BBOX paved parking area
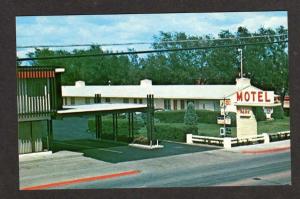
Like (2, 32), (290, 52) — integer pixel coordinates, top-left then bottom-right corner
(53, 139), (219, 163)
(52, 117), (219, 163)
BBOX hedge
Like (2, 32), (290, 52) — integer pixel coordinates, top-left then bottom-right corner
(252, 107), (266, 121)
(155, 110), (221, 124)
(155, 110), (237, 126)
(154, 123), (198, 142)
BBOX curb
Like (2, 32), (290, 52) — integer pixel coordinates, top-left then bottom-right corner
(241, 146), (290, 154)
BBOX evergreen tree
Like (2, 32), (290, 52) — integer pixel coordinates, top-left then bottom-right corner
(184, 102), (198, 125)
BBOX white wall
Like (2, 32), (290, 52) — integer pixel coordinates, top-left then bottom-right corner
(64, 97), (221, 112)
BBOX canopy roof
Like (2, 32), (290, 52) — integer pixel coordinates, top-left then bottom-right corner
(57, 103), (147, 115)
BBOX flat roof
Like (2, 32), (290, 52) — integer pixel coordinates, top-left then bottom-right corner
(57, 103), (148, 115)
(62, 85), (240, 99)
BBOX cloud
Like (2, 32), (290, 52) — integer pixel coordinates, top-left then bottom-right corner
(232, 15), (287, 32)
(16, 11), (287, 57)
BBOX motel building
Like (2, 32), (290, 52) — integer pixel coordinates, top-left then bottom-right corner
(17, 66), (281, 155)
(62, 78), (280, 115)
(62, 77), (282, 139)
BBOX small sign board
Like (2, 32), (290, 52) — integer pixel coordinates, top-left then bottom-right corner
(217, 116), (231, 125)
(220, 99), (231, 107)
(263, 107), (273, 114)
(237, 107), (251, 117)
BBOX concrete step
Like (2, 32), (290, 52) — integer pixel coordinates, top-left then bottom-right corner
(19, 151), (84, 165)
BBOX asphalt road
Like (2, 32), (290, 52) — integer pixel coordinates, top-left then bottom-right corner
(54, 150), (290, 189)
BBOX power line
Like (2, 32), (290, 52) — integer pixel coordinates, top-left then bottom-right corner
(16, 34), (288, 49)
(17, 40), (288, 62)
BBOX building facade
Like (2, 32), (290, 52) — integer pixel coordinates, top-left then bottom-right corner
(62, 78), (278, 113)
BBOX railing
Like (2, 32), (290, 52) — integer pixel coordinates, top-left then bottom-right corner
(231, 134), (265, 147)
(186, 131), (290, 149)
(17, 67), (59, 120)
(269, 131), (290, 141)
(186, 134), (224, 146)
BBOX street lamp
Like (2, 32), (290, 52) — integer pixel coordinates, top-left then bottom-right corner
(238, 48), (243, 78)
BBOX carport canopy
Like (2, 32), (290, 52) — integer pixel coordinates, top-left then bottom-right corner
(57, 103), (148, 115)
(54, 103), (150, 144)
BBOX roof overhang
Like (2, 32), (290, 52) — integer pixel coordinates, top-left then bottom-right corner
(57, 103), (148, 116)
(234, 102), (282, 107)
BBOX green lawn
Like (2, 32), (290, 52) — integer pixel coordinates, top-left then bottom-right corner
(86, 116), (290, 141)
(257, 116), (290, 134)
(197, 123), (236, 137)
(154, 117), (290, 138)
(197, 117), (290, 137)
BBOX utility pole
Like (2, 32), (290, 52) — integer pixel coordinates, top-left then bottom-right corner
(238, 48), (243, 78)
(223, 97), (226, 132)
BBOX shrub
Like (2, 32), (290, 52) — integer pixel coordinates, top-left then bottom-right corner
(154, 123), (197, 142)
(196, 110), (220, 124)
(253, 107), (266, 121)
(140, 112), (160, 125)
(155, 109), (220, 124)
(154, 111), (185, 123)
(272, 106), (285, 119)
(184, 102), (198, 125)
(133, 136), (148, 145)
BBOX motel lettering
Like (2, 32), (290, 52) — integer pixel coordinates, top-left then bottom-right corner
(236, 91), (274, 104)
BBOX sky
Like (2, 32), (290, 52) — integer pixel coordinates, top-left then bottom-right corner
(16, 11), (287, 58)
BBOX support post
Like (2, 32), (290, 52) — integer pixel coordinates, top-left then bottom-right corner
(151, 94), (154, 143)
(112, 113), (118, 141)
(146, 95), (150, 144)
(115, 114), (118, 141)
(146, 94), (155, 145)
(186, 134), (193, 144)
(223, 137), (232, 149)
(262, 133), (270, 144)
(99, 115), (102, 140)
(128, 112), (134, 142)
(95, 115), (102, 140)
(47, 119), (53, 151)
(30, 121), (35, 153)
(128, 113), (130, 137)
(132, 112), (134, 139)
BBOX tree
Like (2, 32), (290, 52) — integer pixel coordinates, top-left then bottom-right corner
(184, 102), (198, 125)
(18, 26), (288, 98)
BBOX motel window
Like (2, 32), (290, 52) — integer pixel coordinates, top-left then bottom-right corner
(85, 97), (91, 104)
(173, 100), (178, 110)
(70, 97), (75, 105)
(63, 98), (67, 105)
(139, 99), (143, 104)
(164, 99), (171, 110)
(134, 98), (138, 104)
(105, 98), (111, 103)
(123, 98), (129, 103)
(180, 100), (185, 110)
